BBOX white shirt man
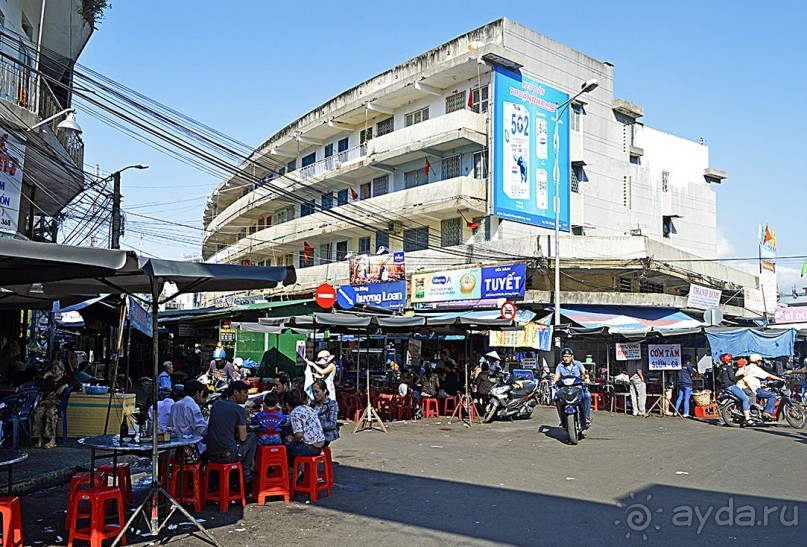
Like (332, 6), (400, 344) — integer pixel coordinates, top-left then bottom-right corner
(149, 397), (175, 430)
(169, 381), (209, 452)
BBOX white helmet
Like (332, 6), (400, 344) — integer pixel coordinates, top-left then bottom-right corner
(749, 353), (763, 363)
(233, 357), (243, 368)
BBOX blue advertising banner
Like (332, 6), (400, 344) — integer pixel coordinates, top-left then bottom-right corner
(492, 66), (570, 230)
(411, 263), (526, 304)
(347, 281), (407, 310)
(128, 296), (153, 338)
(481, 263), (527, 299)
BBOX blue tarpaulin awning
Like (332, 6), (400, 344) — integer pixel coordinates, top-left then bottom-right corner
(705, 327), (796, 360)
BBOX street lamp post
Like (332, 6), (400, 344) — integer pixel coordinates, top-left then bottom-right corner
(553, 79), (599, 328)
(110, 164), (149, 249)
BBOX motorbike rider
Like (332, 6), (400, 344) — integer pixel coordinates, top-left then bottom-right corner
(207, 348), (238, 385)
(553, 347), (592, 428)
(717, 353), (757, 425)
(784, 358), (807, 401)
(740, 354), (785, 421)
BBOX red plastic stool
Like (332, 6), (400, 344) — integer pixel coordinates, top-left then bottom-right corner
(65, 472), (103, 529)
(591, 393), (606, 411)
(323, 446), (335, 488)
(203, 462), (246, 511)
(67, 487), (126, 547)
(0, 496), (24, 547)
(253, 445), (290, 505)
(169, 462), (204, 511)
(97, 462), (133, 504)
(291, 454), (330, 502)
(421, 398), (440, 418)
(443, 396), (458, 415)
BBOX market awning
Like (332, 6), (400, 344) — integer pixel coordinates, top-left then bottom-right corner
(705, 327), (796, 359)
(559, 305), (704, 336)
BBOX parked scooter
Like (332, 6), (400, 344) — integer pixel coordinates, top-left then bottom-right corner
(555, 375), (588, 445)
(719, 380), (806, 429)
(197, 373), (228, 418)
(482, 370), (539, 423)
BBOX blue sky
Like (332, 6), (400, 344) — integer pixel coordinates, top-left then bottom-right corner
(77, 1), (807, 287)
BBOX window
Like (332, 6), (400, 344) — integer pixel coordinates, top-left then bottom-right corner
(260, 258), (272, 267)
(471, 85), (489, 113)
(375, 230), (390, 253)
(336, 240), (349, 261)
(358, 236), (371, 254)
(404, 107), (429, 127)
(471, 216), (490, 243)
(360, 127), (373, 144)
(301, 152), (316, 167)
(404, 169), (428, 189)
(662, 215), (678, 238)
(403, 227), (429, 252)
(360, 182), (371, 200)
(337, 138), (349, 153)
(662, 170), (670, 193)
(337, 188), (349, 206)
(570, 104), (582, 132)
(258, 214), (272, 229)
(473, 151), (488, 179)
(441, 155), (461, 180)
(441, 217), (462, 247)
(301, 200), (315, 217)
(299, 250), (314, 269)
(249, 224), (257, 235)
(640, 279), (664, 294)
(630, 155), (641, 165)
(319, 243), (332, 265)
(376, 118), (394, 137)
(445, 91), (466, 113)
(324, 143), (334, 158)
(618, 277), (632, 292)
(283, 253), (294, 267)
(286, 159), (296, 172)
(571, 164), (584, 193)
(372, 175), (389, 197)
(321, 192), (334, 210)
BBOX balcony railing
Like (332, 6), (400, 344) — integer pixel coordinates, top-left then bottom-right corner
(0, 50), (84, 168)
(299, 143), (367, 181)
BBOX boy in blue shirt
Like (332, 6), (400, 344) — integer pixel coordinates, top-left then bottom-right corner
(250, 392), (287, 446)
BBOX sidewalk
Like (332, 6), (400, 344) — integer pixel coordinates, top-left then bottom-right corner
(3, 439), (140, 496)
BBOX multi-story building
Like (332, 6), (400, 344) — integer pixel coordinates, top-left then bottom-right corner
(203, 18), (757, 313)
(0, 0), (96, 242)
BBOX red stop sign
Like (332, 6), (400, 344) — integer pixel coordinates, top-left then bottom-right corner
(315, 283), (337, 309)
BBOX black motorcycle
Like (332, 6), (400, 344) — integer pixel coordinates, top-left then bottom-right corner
(719, 380), (806, 429)
(481, 371), (539, 423)
(555, 375), (587, 445)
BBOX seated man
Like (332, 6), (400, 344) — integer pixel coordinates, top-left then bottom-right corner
(149, 386), (182, 430)
(206, 380), (257, 483)
(169, 380), (209, 449)
(743, 354), (785, 420)
(283, 389), (325, 463)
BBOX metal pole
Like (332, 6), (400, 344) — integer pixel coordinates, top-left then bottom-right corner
(111, 170), (121, 249)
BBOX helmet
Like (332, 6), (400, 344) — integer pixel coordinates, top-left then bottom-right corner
(213, 348), (226, 360)
(735, 358), (748, 367)
(233, 357), (243, 367)
(749, 353), (763, 363)
(561, 348), (574, 356)
(720, 353), (733, 364)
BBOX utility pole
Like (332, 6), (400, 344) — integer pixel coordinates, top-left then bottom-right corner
(111, 170), (121, 249)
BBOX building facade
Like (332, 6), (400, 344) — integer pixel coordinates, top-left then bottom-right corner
(202, 18), (756, 311)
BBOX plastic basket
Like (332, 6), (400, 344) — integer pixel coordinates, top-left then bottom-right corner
(692, 390), (712, 407)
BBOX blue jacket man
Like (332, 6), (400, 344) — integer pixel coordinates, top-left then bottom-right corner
(553, 348), (592, 426)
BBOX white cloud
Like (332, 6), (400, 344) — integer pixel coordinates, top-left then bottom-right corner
(715, 226), (737, 259)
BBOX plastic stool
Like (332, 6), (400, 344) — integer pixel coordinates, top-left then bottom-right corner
(253, 445), (290, 505)
(67, 487), (126, 547)
(591, 393), (606, 411)
(291, 454), (330, 502)
(97, 462), (133, 504)
(65, 472), (103, 530)
(203, 462), (246, 511)
(323, 446), (334, 488)
(0, 496), (24, 547)
(443, 396), (458, 415)
(421, 398), (440, 418)
(169, 462), (204, 511)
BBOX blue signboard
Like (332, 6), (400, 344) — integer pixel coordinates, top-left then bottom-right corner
(481, 263), (527, 299)
(345, 281), (406, 310)
(492, 66), (570, 230)
(128, 296), (153, 338)
(336, 285), (357, 310)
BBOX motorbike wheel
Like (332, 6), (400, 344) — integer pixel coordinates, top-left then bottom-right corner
(482, 402), (498, 423)
(784, 403), (807, 429)
(719, 401), (740, 427)
(566, 416), (579, 445)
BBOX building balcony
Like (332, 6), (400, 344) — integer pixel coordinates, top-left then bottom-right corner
(204, 175), (487, 263)
(298, 143), (367, 181)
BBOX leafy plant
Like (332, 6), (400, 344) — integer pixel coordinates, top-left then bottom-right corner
(78, 0), (111, 30)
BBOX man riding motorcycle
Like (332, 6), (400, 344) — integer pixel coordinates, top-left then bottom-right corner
(207, 348), (238, 385)
(740, 354), (785, 421)
(717, 353), (757, 425)
(553, 348), (591, 428)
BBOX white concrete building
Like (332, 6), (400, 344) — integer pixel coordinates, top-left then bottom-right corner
(202, 18), (755, 310)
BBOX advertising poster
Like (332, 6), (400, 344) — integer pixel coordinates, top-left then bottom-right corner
(349, 252), (405, 285)
(615, 342), (641, 361)
(647, 344), (682, 370)
(744, 287), (765, 313)
(686, 283), (722, 310)
(411, 263), (527, 304)
(492, 66), (570, 230)
(0, 130), (25, 236)
(350, 280), (406, 311)
(488, 323), (552, 350)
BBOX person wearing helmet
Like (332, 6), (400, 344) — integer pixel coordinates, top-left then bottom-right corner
(741, 354), (785, 420)
(718, 356), (755, 424)
(552, 347), (592, 427)
(208, 347), (237, 384)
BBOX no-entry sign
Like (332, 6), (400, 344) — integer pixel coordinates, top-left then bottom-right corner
(314, 283), (337, 309)
(500, 300), (517, 320)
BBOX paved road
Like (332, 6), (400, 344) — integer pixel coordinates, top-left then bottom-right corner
(20, 407), (807, 545)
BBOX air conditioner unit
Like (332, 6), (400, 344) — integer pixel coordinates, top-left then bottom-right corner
(388, 221), (404, 235)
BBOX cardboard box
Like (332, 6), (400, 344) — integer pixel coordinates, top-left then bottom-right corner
(65, 393), (136, 437)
